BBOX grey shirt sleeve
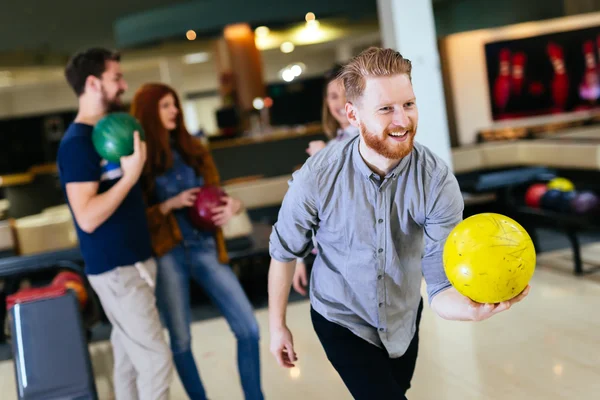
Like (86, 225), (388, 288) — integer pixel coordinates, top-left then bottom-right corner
(269, 166), (320, 262)
(421, 166), (465, 304)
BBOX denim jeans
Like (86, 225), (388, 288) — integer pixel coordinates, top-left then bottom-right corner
(155, 235), (264, 400)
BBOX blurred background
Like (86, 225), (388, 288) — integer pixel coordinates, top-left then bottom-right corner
(0, 1), (599, 399)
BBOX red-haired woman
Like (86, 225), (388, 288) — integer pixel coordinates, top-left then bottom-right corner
(131, 83), (264, 400)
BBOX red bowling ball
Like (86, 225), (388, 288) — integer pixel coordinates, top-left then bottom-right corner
(525, 183), (548, 208)
(188, 185), (227, 231)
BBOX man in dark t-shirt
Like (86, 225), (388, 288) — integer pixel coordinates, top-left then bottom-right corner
(57, 48), (172, 400)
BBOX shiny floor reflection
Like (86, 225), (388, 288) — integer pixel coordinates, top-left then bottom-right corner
(0, 267), (598, 399)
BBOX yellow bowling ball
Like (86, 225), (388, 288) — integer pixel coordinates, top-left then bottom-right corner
(443, 213), (536, 304)
(547, 177), (574, 192)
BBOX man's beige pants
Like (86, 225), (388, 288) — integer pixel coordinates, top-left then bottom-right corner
(88, 258), (173, 400)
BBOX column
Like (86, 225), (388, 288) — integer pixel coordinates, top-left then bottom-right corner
(213, 23), (267, 135)
(222, 23), (266, 112)
(376, 0), (454, 170)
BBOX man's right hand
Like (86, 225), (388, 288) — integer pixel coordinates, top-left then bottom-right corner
(65, 132), (148, 234)
(120, 131), (147, 184)
(270, 325), (297, 368)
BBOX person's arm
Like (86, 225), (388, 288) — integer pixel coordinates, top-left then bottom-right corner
(61, 132), (146, 234)
(430, 285), (530, 321)
(268, 166), (319, 367)
(156, 188), (201, 215)
(292, 259), (309, 296)
(268, 258), (297, 367)
(67, 178), (138, 234)
(422, 167), (529, 322)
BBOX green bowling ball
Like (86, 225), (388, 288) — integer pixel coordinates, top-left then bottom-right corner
(92, 112), (145, 163)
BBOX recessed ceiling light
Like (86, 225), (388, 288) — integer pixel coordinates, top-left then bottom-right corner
(186, 30), (197, 40)
(280, 42), (295, 53)
(183, 52), (210, 64)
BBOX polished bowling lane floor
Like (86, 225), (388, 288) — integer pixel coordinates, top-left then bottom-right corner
(0, 266), (598, 399)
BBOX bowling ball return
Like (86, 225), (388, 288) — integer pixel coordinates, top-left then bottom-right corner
(455, 165), (600, 276)
(503, 179), (600, 276)
(0, 249), (101, 399)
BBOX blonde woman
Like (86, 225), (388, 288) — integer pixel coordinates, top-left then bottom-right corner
(294, 65), (360, 295)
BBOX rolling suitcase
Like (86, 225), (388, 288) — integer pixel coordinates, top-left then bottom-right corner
(7, 286), (98, 399)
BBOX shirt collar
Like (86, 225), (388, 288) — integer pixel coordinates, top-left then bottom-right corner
(336, 125), (360, 140)
(351, 137), (412, 181)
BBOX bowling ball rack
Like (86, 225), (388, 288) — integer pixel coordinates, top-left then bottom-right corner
(501, 182), (600, 276)
(456, 165), (600, 276)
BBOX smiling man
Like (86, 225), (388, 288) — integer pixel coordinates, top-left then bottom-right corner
(267, 47), (529, 399)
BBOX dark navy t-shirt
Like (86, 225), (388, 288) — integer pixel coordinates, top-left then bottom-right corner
(57, 122), (152, 275)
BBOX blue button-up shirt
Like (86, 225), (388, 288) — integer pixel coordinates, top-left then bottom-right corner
(153, 148), (212, 241)
(269, 136), (464, 357)
(334, 124), (360, 143)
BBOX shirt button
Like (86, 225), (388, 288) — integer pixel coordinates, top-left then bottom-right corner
(378, 302), (383, 308)
(377, 275), (383, 280)
(176, 175), (182, 180)
(378, 248), (383, 253)
(378, 219), (383, 223)
(379, 328), (384, 332)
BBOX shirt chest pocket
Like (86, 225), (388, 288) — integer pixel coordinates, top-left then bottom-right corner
(316, 200), (350, 248)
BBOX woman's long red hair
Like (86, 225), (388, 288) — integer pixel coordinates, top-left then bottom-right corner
(131, 82), (209, 198)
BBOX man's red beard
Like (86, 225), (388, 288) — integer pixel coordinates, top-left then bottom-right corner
(360, 122), (416, 159)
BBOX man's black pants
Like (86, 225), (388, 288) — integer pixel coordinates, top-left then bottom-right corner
(311, 299), (423, 400)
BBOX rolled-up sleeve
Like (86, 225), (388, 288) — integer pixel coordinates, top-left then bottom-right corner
(421, 167), (464, 303)
(269, 166), (319, 262)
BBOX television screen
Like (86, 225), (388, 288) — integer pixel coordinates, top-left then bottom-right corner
(485, 25), (600, 121)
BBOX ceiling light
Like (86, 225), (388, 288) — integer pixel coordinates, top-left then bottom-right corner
(282, 69), (295, 82)
(280, 42), (295, 53)
(305, 12), (316, 22)
(186, 30), (197, 40)
(291, 64), (303, 76)
(255, 26), (270, 37)
(306, 20), (320, 30)
(183, 52), (210, 64)
(253, 97), (265, 110)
